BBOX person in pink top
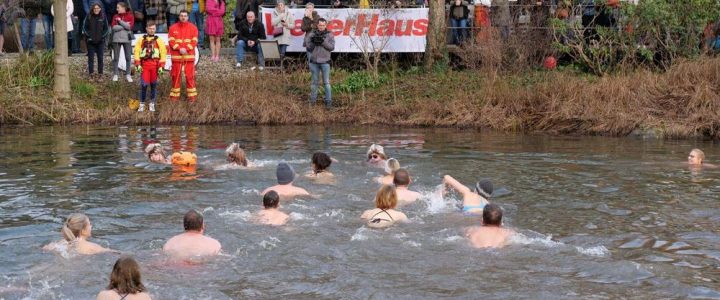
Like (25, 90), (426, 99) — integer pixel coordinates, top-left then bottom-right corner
(205, 0), (226, 61)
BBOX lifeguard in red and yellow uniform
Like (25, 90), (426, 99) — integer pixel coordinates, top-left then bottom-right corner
(133, 22), (167, 112)
(168, 10), (199, 102)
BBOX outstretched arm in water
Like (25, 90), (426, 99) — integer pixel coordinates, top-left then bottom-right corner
(442, 175), (472, 197)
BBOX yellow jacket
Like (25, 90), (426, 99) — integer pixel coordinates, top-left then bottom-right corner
(133, 35), (168, 66)
(186, 0), (206, 14)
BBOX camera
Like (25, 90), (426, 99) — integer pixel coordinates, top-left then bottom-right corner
(311, 31), (326, 45)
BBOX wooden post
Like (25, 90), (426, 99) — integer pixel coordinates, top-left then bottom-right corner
(53, 0), (71, 100)
(424, 0), (447, 71)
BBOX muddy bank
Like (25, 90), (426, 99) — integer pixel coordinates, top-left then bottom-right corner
(1, 53), (719, 139)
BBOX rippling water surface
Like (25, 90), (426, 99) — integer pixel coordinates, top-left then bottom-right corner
(0, 126), (719, 299)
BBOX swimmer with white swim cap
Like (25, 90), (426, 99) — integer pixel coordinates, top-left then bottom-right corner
(361, 185), (409, 228)
(442, 175), (493, 214)
(43, 213), (115, 255)
(366, 144), (387, 167)
(145, 143), (169, 164)
(465, 203), (514, 248)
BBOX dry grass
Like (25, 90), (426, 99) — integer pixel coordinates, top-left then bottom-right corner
(2, 55), (720, 139)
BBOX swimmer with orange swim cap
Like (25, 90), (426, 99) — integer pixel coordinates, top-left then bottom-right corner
(171, 151), (197, 166)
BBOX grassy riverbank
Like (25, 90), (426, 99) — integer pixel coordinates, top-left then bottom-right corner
(1, 52), (719, 139)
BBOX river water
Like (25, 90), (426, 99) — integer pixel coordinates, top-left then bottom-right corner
(0, 126), (718, 299)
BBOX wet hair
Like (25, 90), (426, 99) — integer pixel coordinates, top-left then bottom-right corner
(375, 185), (398, 210)
(482, 203), (503, 227)
(183, 210), (203, 231)
(393, 168), (410, 186)
(226, 143), (248, 166)
(691, 148), (705, 163)
(106, 256), (147, 294)
(61, 213), (90, 241)
(263, 190), (280, 208)
(385, 158), (400, 175)
(144, 143), (165, 160)
(312, 152), (332, 172)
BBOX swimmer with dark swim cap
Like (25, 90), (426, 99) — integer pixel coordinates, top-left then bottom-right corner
(465, 203), (515, 248)
(145, 143), (170, 164)
(442, 175), (493, 214)
(393, 168), (421, 207)
(261, 163), (311, 200)
(306, 152), (335, 184)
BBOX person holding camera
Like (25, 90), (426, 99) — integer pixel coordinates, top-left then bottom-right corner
(304, 18), (334, 107)
(300, 2), (319, 60)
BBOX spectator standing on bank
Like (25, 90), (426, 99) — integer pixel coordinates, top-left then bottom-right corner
(83, 3), (110, 81)
(71, 0), (84, 53)
(168, 10), (199, 101)
(300, 2), (319, 60)
(167, 0), (185, 26)
(0, 2), (6, 55)
(134, 22), (167, 112)
(111, 2), (135, 82)
(304, 18), (334, 107)
(41, 0), (55, 50)
(205, 0), (225, 61)
(144, 0), (168, 32)
(20, 0), (42, 52)
(449, 0), (468, 45)
(51, 0), (74, 53)
(186, 0), (205, 49)
(271, 0), (294, 57)
(127, 0), (145, 33)
(235, 11), (265, 69)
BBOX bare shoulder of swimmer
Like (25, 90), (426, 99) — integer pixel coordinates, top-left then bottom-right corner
(81, 241), (114, 254)
(360, 209), (376, 219)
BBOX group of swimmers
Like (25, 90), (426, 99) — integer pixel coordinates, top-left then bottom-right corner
(41, 144), (713, 299)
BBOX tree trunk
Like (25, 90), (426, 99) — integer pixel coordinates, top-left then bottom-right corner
(424, 0), (447, 71)
(53, 0), (71, 100)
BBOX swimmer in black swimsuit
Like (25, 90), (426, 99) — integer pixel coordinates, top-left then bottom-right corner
(96, 256), (152, 300)
(361, 185), (409, 228)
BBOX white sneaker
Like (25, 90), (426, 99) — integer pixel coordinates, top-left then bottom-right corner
(138, 103), (145, 112)
(149, 103), (155, 112)
(235, 62), (242, 68)
(112, 75), (118, 82)
(126, 75), (133, 83)
(259, 66), (265, 71)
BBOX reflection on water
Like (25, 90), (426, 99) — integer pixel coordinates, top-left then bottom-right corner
(0, 125), (719, 299)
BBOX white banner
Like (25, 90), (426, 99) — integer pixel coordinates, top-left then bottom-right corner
(259, 8), (428, 53)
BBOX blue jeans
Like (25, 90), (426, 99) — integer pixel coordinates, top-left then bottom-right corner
(20, 18), (37, 51)
(41, 14), (54, 49)
(450, 18), (468, 45)
(235, 40), (264, 66)
(279, 44), (288, 57)
(189, 11), (204, 47)
(309, 62), (331, 106)
(72, 15), (82, 52)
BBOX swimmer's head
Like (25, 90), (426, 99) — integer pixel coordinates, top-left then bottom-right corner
(367, 144), (386, 162)
(475, 179), (493, 199)
(183, 210), (204, 232)
(276, 162), (295, 185)
(312, 152), (332, 172)
(263, 190), (280, 209)
(107, 256), (147, 294)
(384, 158), (400, 175)
(375, 185), (398, 210)
(171, 151), (197, 166)
(226, 143), (248, 166)
(482, 203), (503, 227)
(62, 213), (91, 241)
(393, 168), (411, 186)
(144, 143), (166, 163)
(688, 148), (705, 165)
